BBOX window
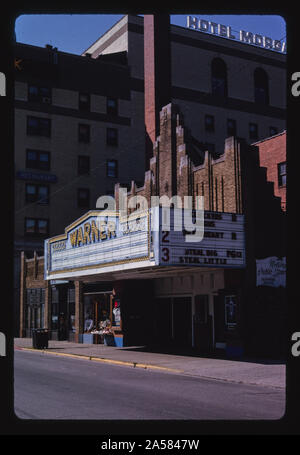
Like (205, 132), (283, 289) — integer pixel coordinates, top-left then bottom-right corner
(278, 162), (286, 187)
(205, 115), (214, 132)
(194, 295), (208, 324)
(211, 58), (228, 97)
(106, 128), (118, 146)
(225, 295), (237, 328)
(249, 123), (258, 141)
(25, 218), (49, 236)
(79, 93), (90, 111)
(77, 188), (90, 208)
(107, 159), (118, 178)
(78, 156), (90, 175)
(269, 126), (278, 137)
(227, 119), (236, 137)
(107, 97), (118, 116)
(83, 294), (111, 334)
(27, 116), (51, 137)
(254, 68), (269, 105)
(78, 124), (90, 143)
(26, 149), (50, 170)
(25, 184), (49, 204)
(28, 85), (51, 103)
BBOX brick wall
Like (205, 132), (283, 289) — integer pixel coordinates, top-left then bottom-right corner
(115, 102), (243, 215)
(253, 131), (286, 210)
(19, 251), (49, 337)
(144, 15), (171, 167)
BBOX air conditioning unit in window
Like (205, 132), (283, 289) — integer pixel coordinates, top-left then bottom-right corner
(42, 97), (51, 104)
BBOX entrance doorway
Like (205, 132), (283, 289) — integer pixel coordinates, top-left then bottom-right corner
(193, 295), (212, 352)
(83, 293), (111, 334)
(213, 295), (226, 349)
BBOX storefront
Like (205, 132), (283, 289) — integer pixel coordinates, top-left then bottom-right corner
(80, 283), (121, 346)
(49, 281), (75, 341)
(24, 288), (45, 338)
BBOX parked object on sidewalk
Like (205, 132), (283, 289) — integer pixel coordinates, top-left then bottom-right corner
(32, 329), (49, 349)
(104, 334), (115, 346)
(226, 340), (244, 358)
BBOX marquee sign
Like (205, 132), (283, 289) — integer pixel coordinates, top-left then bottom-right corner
(16, 170), (57, 183)
(187, 16), (286, 54)
(256, 256), (286, 287)
(44, 208), (245, 280)
(159, 209), (245, 268)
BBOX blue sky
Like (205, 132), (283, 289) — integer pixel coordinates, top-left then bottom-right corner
(15, 14), (286, 55)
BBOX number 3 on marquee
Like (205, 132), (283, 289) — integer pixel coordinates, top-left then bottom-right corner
(161, 247), (170, 262)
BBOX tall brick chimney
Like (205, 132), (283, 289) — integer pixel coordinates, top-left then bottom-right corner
(144, 14), (171, 169)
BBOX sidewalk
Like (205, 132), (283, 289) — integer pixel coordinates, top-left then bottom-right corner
(14, 338), (286, 389)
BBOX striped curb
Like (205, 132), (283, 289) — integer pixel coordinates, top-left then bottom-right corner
(15, 346), (184, 374)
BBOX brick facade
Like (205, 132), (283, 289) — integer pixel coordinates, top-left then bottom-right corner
(20, 102), (286, 356)
(144, 14), (171, 167)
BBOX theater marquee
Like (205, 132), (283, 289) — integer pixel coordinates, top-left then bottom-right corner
(186, 16), (286, 53)
(44, 208), (245, 280)
(159, 210), (245, 268)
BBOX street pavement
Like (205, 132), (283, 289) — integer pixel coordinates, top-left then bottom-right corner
(14, 350), (286, 420)
(14, 337), (286, 389)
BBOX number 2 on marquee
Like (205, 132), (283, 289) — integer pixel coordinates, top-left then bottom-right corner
(162, 231), (169, 242)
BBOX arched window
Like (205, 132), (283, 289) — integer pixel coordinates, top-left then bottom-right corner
(254, 68), (269, 105)
(211, 58), (228, 97)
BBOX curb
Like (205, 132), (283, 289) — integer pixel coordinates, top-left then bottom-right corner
(14, 346), (285, 389)
(15, 346), (184, 374)
(181, 372), (286, 389)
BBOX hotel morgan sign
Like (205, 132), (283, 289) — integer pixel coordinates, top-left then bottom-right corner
(44, 210), (152, 280)
(187, 16), (286, 53)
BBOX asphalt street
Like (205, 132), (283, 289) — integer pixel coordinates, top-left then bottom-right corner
(14, 350), (285, 420)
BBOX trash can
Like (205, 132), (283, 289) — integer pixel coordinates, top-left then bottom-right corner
(32, 329), (49, 349)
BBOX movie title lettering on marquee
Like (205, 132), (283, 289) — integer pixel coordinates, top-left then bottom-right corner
(159, 209), (245, 268)
(44, 208), (245, 280)
(44, 211), (151, 279)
